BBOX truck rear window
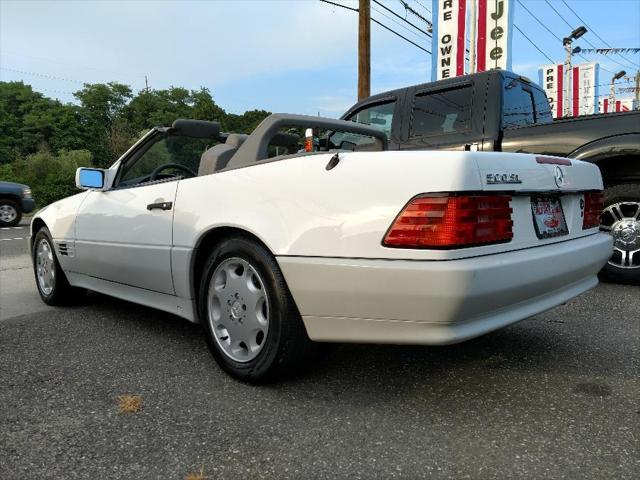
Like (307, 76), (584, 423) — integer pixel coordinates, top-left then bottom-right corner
(502, 77), (553, 128)
(410, 86), (472, 137)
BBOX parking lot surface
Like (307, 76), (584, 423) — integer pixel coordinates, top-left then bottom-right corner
(1, 223), (638, 479)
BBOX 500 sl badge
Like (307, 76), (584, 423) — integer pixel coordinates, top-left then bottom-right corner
(486, 173), (522, 185)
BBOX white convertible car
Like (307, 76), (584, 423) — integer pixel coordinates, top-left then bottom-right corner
(31, 114), (612, 382)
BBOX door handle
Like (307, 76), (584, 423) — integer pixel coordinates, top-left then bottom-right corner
(147, 201), (173, 211)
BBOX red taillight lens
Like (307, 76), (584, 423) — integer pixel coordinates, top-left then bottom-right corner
(583, 191), (604, 229)
(383, 194), (514, 248)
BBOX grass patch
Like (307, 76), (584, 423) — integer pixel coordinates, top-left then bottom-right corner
(184, 466), (206, 480)
(117, 394), (142, 414)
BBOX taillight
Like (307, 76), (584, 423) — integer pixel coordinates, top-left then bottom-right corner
(583, 191), (604, 229)
(383, 194), (514, 249)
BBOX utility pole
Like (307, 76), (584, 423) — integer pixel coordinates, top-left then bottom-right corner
(562, 26), (587, 117)
(635, 71), (640, 108)
(563, 38), (573, 117)
(358, 0), (370, 101)
(610, 70), (626, 112)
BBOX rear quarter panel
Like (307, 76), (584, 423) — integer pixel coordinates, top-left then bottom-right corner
(173, 151), (602, 263)
(173, 151), (482, 260)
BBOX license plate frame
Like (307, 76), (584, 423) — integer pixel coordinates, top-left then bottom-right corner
(530, 195), (569, 240)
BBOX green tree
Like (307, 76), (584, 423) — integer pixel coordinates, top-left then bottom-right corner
(74, 82), (133, 166)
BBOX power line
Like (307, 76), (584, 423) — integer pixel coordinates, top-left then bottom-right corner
(398, 0), (433, 29)
(0, 66), (85, 84)
(513, 24), (555, 63)
(411, 0), (431, 15)
(371, 18), (431, 54)
(517, 0), (561, 42)
(319, 0), (431, 54)
(560, 0), (639, 68)
(372, 5), (431, 45)
(320, 0), (357, 13)
(541, 0), (620, 75)
(373, 0), (431, 37)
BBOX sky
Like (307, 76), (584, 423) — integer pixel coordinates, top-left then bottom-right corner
(0, 0), (638, 117)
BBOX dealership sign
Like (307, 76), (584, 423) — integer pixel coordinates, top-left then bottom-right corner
(476, 0), (514, 72)
(538, 62), (599, 118)
(539, 63), (564, 118)
(600, 97), (637, 113)
(572, 63), (599, 116)
(432, 0), (514, 81)
(431, 0), (467, 80)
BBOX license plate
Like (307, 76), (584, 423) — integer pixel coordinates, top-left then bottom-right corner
(530, 196), (569, 239)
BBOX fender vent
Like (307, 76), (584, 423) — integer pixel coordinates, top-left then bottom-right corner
(56, 242), (75, 257)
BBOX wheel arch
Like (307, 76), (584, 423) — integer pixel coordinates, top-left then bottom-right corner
(0, 193), (22, 203)
(190, 225), (276, 312)
(570, 134), (640, 186)
(30, 217), (48, 247)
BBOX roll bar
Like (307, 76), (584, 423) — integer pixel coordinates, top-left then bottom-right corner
(226, 113), (388, 170)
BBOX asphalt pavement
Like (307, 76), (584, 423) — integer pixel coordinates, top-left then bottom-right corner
(0, 222), (638, 479)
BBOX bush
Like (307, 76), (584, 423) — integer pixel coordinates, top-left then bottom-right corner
(0, 149), (92, 207)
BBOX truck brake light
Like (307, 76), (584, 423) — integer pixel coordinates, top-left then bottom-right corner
(583, 191), (604, 229)
(383, 194), (513, 249)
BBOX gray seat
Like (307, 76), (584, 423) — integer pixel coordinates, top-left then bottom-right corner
(197, 134), (248, 176)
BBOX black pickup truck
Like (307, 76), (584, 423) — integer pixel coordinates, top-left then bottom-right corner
(339, 69), (640, 284)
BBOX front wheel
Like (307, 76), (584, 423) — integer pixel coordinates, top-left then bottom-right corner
(32, 227), (83, 305)
(199, 236), (315, 383)
(599, 183), (640, 285)
(0, 199), (21, 227)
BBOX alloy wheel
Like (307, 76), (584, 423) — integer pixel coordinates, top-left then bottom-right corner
(0, 204), (18, 224)
(600, 201), (640, 269)
(36, 238), (56, 295)
(207, 257), (270, 363)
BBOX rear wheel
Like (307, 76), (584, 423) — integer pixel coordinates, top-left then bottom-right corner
(0, 199), (21, 227)
(32, 227), (83, 305)
(599, 183), (640, 285)
(199, 236), (315, 383)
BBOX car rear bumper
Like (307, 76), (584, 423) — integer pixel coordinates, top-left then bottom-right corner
(277, 233), (612, 345)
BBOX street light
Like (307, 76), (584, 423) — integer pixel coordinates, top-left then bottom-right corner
(609, 70), (627, 112)
(563, 25), (588, 117)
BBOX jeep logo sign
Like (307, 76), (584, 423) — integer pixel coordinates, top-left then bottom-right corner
(432, 0), (514, 81)
(476, 0), (514, 73)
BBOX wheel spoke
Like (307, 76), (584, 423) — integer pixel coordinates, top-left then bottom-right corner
(610, 205), (624, 221)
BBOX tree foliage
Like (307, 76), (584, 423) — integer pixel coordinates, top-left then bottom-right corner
(0, 80), (272, 206)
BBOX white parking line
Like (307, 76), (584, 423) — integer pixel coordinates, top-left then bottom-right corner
(0, 237), (26, 241)
(1, 227), (27, 230)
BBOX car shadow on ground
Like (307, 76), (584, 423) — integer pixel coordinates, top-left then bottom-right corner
(76, 288), (631, 401)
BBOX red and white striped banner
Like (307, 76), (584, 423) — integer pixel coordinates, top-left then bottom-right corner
(475, 0), (514, 72)
(539, 62), (599, 118)
(539, 63), (564, 119)
(431, 0), (467, 80)
(600, 98), (636, 113)
(431, 0), (515, 81)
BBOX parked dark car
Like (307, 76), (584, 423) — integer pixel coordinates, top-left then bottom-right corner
(340, 69), (640, 284)
(0, 181), (36, 227)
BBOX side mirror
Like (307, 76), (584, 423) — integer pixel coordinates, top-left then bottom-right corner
(75, 168), (106, 190)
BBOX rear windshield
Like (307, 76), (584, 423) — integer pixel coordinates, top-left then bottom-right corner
(503, 77), (553, 128)
(410, 86), (473, 137)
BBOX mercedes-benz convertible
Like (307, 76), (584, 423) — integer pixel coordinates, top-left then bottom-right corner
(31, 114), (612, 382)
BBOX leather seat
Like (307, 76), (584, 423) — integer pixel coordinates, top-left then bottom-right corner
(197, 134), (248, 176)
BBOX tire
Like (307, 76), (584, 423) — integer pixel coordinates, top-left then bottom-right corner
(0, 199), (21, 227)
(198, 235), (315, 383)
(32, 227), (83, 305)
(599, 183), (640, 285)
